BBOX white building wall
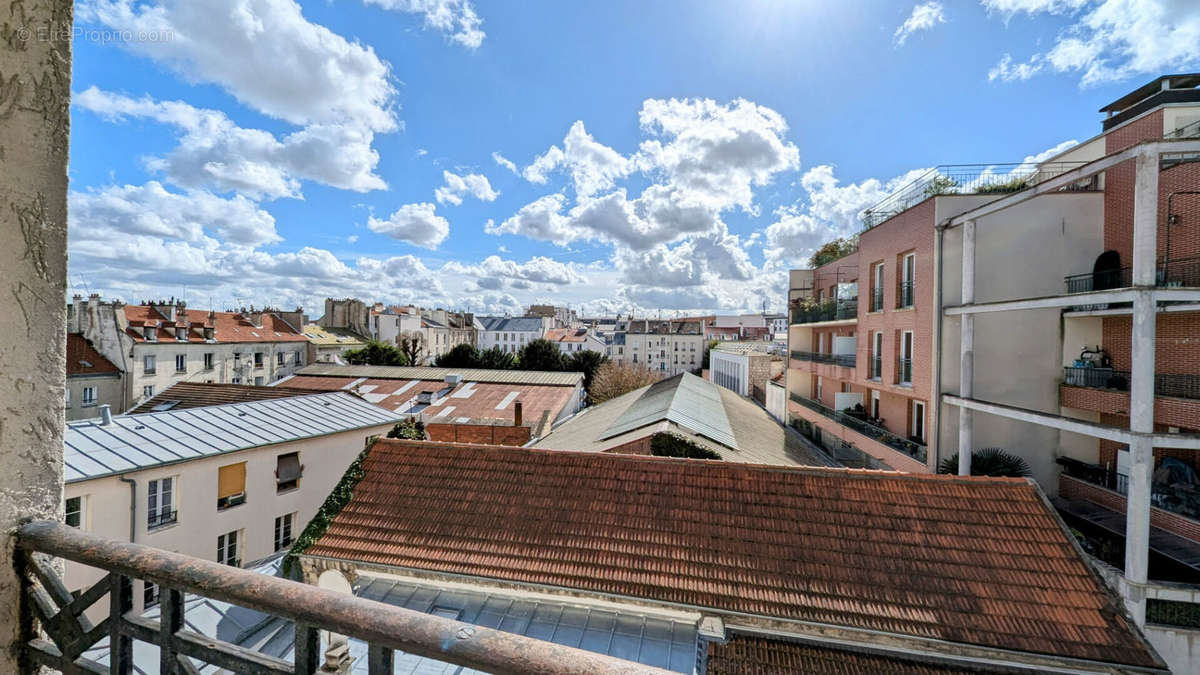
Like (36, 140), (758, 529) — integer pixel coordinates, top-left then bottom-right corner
(129, 340), (308, 406)
(766, 380), (786, 422)
(710, 350), (750, 397)
(64, 422), (397, 618)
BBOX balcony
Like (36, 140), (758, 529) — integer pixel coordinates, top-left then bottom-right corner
(861, 162), (1096, 228)
(14, 520), (669, 675)
(1058, 457), (1200, 528)
(1063, 366), (1200, 400)
(1064, 255), (1200, 293)
(789, 393), (926, 462)
(790, 350), (856, 369)
(790, 297), (858, 325)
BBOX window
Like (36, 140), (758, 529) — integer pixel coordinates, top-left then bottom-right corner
(898, 331), (913, 385)
(277, 352), (285, 366)
(275, 452), (303, 492)
(203, 352), (214, 370)
(295, 351), (303, 366)
(147, 477), (176, 528)
(873, 263), (885, 312)
(175, 354), (186, 372)
(143, 581), (160, 609)
(231, 377), (242, 385)
(65, 496), (83, 528)
(911, 401), (926, 442)
(816, 376), (824, 401)
(143, 354), (156, 374)
(82, 387), (97, 406)
(217, 462), (247, 510)
(871, 332), (883, 380)
(143, 326), (157, 341)
(254, 352), (264, 368)
(143, 385), (154, 399)
(217, 530), (240, 567)
(899, 253), (915, 308)
(871, 390), (881, 420)
(274, 513), (295, 552)
(254, 376), (264, 386)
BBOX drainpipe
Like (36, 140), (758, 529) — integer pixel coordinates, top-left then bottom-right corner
(118, 476), (137, 543)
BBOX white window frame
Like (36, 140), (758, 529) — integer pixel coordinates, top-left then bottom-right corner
(900, 252), (916, 308)
(143, 354), (156, 374)
(912, 400), (926, 442)
(274, 513), (295, 552)
(816, 376), (824, 401)
(871, 390), (881, 419)
(217, 530), (240, 567)
(874, 262), (885, 311)
(81, 386), (97, 406)
(65, 387), (71, 408)
(147, 477), (176, 529)
(143, 385), (154, 399)
(899, 331), (914, 385)
(872, 332), (883, 380)
(203, 352), (214, 370)
(143, 581), (160, 609)
(65, 495), (84, 528)
(175, 353), (186, 373)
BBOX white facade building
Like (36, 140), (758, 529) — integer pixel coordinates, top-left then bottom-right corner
(477, 317), (547, 354)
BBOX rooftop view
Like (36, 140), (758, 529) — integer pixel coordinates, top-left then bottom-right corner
(2, 1), (1200, 673)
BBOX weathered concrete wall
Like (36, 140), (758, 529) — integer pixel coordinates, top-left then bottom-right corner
(0, 0), (72, 668)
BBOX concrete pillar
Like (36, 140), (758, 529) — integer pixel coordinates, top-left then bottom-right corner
(958, 220), (976, 476)
(0, 1), (73, 670)
(1123, 147), (1160, 626)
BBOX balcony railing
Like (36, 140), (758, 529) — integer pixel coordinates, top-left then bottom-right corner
(790, 298), (858, 324)
(897, 358), (913, 385)
(14, 521), (666, 675)
(861, 162), (1095, 228)
(1058, 457), (1200, 523)
(871, 287), (883, 312)
(146, 510), (176, 529)
(1167, 119), (1200, 140)
(897, 281), (914, 308)
(1063, 366), (1200, 400)
(869, 355), (882, 379)
(1064, 255), (1200, 293)
(790, 350), (856, 368)
(789, 393), (926, 462)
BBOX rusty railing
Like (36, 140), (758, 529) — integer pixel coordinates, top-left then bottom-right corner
(15, 520), (670, 675)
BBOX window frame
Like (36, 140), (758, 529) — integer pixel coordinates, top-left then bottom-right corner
(274, 513), (295, 552)
(81, 386), (97, 406)
(217, 530), (240, 567)
(65, 495), (84, 528)
(143, 354), (156, 374)
(147, 477), (176, 529)
(175, 353), (186, 373)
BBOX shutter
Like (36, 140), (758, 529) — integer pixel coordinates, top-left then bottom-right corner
(217, 462), (246, 499)
(276, 453), (302, 483)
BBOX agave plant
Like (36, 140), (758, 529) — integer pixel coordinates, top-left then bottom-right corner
(938, 448), (1031, 477)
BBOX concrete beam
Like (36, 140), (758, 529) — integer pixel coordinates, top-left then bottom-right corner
(944, 288), (1200, 316)
(958, 221), (975, 476)
(0, 1), (73, 669)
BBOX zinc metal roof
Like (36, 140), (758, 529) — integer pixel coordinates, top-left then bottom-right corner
(64, 392), (402, 483)
(295, 363), (583, 387)
(601, 373), (736, 449)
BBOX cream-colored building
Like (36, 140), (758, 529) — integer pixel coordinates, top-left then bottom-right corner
(608, 319), (706, 376)
(68, 296), (311, 411)
(301, 324), (368, 364)
(62, 392), (402, 618)
(65, 333), (127, 421)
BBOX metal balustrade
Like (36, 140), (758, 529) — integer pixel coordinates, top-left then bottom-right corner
(14, 521), (668, 675)
(1064, 255), (1200, 293)
(789, 298), (858, 325)
(897, 281), (914, 309)
(1058, 457), (1200, 523)
(789, 393), (926, 462)
(1063, 367), (1200, 400)
(897, 358), (913, 385)
(790, 350), (856, 368)
(871, 287), (883, 312)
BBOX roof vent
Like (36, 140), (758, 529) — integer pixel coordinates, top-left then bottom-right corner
(417, 390), (438, 405)
(99, 404), (112, 426)
(445, 373), (463, 386)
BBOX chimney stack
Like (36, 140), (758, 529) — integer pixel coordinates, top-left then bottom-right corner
(513, 400), (523, 427)
(99, 405), (112, 426)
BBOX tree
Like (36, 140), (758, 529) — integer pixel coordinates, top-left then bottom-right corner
(938, 448), (1031, 477)
(650, 432), (721, 460)
(589, 362), (662, 404)
(343, 340), (407, 366)
(517, 338), (565, 372)
(397, 331), (425, 366)
(435, 343), (480, 368)
(700, 338), (720, 370)
(807, 235), (858, 268)
(565, 350), (608, 392)
(476, 346), (517, 370)
(386, 418), (426, 440)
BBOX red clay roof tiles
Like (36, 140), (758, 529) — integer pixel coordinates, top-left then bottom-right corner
(66, 333), (120, 376)
(706, 635), (1005, 674)
(123, 305), (307, 343)
(304, 441), (1158, 668)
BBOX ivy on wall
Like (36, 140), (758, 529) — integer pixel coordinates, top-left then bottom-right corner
(283, 443), (372, 576)
(650, 432), (722, 460)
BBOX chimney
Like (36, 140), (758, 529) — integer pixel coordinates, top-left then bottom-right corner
(513, 400), (523, 427)
(99, 405), (112, 426)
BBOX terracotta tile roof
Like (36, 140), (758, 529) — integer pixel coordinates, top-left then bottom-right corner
(127, 382), (326, 414)
(122, 306), (307, 344)
(304, 442), (1159, 669)
(66, 333), (120, 376)
(706, 635), (1006, 674)
(544, 328), (588, 342)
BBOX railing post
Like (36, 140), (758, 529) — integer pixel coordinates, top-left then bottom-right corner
(160, 588), (184, 674)
(368, 644), (394, 675)
(110, 575), (133, 675)
(294, 622), (319, 675)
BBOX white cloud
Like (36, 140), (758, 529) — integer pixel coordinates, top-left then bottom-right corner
(894, 2), (946, 46)
(76, 87), (386, 200)
(492, 152), (518, 174)
(78, 0), (397, 131)
(361, 0), (485, 48)
(487, 193), (575, 245)
(983, 0), (1200, 86)
(442, 255), (586, 288)
(521, 122), (632, 197)
(434, 170), (499, 205)
(367, 203), (450, 248)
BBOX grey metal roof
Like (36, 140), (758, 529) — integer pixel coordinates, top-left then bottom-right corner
(84, 562), (699, 674)
(295, 363), (583, 387)
(64, 392), (402, 483)
(600, 373), (737, 449)
(478, 316), (544, 333)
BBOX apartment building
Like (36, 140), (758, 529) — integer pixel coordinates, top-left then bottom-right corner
(62, 392), (402, 617)
(708, 342), (783, 403)
(65, 333), (126, 421)
(476, 316), (547, 353)
(543, 327), (606, 354)
(67, 296), (310, 410)
(300, 323), (367, 364)
(607, 318), (706, 375)
(526, 303), (578, 328)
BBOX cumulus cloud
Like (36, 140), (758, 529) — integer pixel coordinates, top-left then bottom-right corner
(983, 0), (1200, 86)
(894, 2), (946, 46)
(434, 170), (499, 205)
(78, 0), (397, 132)
(367, 203), (450, 248)
(75, 87), (386, 200)
(361, 0), (485, 48)
(487, 194), (574, 244)
(521, 121), (632, 197)
(442, 255), (586, 290)
(492, 152), (518, 174)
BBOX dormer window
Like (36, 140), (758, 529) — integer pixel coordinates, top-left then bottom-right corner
(175, 326), (187, 341)
(143, 326), (157, 341)
(203, 326), (215, 341)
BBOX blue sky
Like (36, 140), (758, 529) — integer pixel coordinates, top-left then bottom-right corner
(68, 0), (1200, 316)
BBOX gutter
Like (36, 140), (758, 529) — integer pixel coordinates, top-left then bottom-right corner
(118, 475), (136, 542)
